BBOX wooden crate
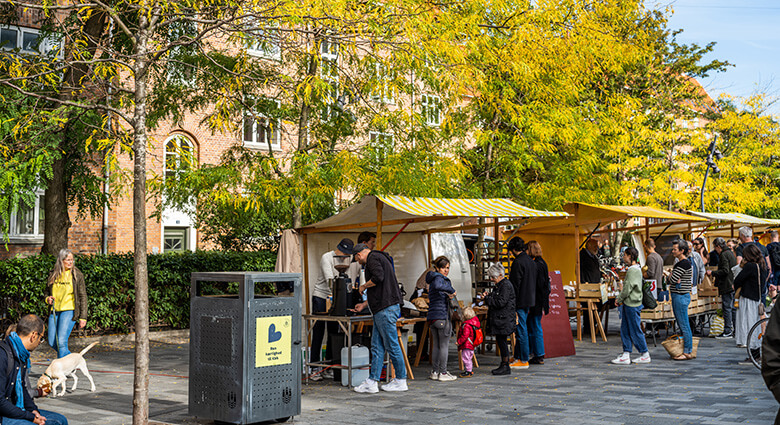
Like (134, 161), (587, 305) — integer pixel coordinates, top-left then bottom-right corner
(641, 310), (664, 320)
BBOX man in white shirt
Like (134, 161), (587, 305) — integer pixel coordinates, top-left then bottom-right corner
(310, 238), (354, 381)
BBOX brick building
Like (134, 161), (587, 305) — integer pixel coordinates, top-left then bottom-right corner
(0, 20), (440, 258)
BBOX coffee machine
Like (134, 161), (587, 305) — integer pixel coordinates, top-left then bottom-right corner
(329, 255), (356, 316)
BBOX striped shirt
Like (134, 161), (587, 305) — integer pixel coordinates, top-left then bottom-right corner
(669, 258), (693, 294)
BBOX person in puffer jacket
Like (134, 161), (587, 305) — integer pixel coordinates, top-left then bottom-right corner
(457, 307), (481, 377)
(426, 256), (458, 382)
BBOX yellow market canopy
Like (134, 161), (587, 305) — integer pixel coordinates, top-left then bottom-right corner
(299, 195), (569, 235)
(516, 202), (707, 236)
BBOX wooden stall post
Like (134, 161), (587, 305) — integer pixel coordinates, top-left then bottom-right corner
(427, 232), (433, 265)
(303, 233), (310, 314)
(493, 219), (500, 262)
(376, 198), (384, 250)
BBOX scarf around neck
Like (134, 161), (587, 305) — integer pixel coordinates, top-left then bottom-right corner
(7, 332), (30, 410)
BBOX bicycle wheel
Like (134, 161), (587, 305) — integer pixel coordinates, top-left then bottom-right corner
(747, 316), (770, 370)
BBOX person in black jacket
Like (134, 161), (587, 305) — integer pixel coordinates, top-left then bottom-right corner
(353, 244), (407, 394)
(507, 237), (536, 369)
(1, 314), (69, 425)
(527, 241), (551, 365)
(483, 263), (516, 375)
(734, 244), (767, 356)
(708, 237), (737, 338)
(580, 239), (601, 284)
(761, 291), (780, 423)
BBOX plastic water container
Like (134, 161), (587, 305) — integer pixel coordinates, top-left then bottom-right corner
(340, 345), (370, 386)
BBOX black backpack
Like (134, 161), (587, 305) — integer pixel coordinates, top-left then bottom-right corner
(769, 243), (780, 270)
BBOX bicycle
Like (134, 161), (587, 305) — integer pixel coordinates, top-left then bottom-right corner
(747, 315), (770, 369)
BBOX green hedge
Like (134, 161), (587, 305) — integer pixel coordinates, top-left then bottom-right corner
(0, 250), (276, 333)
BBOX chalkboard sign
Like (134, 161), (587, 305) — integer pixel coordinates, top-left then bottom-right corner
(540, 270), (576, 358)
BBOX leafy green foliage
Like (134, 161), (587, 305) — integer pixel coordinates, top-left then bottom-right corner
(0, 250), (276, 332)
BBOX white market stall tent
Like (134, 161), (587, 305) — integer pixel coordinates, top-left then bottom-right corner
(293, 195), (569, 314)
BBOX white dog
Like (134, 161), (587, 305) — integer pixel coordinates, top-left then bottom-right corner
(37, 342), (98, 397)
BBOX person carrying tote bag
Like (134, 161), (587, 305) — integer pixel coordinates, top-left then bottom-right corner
(734, 244), (766, 353)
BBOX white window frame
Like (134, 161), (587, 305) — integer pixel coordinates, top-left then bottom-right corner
(369, 131), (394, 148)
(0, 25), (61, 55)
(320, 39), (339, 119)
(243, 99), (282, 151)
(166, 21), (199, 87)
(6, 191), (45, 241)
(164, 134), (196, 179)
(421, 94), (441, 126)
(370, 62), (394, 104)
(245, 22), (281, 61)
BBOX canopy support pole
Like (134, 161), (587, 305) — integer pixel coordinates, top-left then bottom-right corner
(382, 221), (411, 251)
(493, 219), (500, 262)
(302, 233), (310, 315)
(376, 198), (384, 250)
(427, 233), (433, 265)
(574, 204), (581, 289)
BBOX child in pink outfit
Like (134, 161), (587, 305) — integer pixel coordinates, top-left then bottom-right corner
(457, 307), (481, 377)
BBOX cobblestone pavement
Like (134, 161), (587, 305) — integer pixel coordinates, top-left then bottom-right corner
(27, 322), (777, 425)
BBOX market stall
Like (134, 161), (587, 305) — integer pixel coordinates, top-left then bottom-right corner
(506, 202), (708, 342)
(291, 195), (569, 382)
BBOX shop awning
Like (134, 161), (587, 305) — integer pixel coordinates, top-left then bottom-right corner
(299, 195), (569, 234)
(688, 211), (780, 226)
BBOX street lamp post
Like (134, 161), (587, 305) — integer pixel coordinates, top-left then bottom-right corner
(700, 136), (723, 212)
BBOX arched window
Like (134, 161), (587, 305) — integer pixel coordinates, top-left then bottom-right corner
(164, 134), (195, 179)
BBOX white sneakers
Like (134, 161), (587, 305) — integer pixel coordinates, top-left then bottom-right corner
(437, 371), (457, 382)
(381, 378), (408, 392)
(354, 378), (408, 393)
(611, 352), (651, 365)
(611, 353), (631, 365)
(429, 371), (439, 380)
(353, 379), (379, 393)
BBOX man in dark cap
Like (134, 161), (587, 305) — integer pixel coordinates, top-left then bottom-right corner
(507, 237), (537, 370)
(353, 243), (407, 394)
(309, 238), (354, 381)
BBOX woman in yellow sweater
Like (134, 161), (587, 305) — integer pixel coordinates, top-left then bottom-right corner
(45, 249), (88, 358)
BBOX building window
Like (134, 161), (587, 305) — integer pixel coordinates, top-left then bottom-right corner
(367, 131), (394, 164)
(421, 94), (441, 126)
(243, 99), (281, 150)
(370, 62), (394, 104)
(245, 23), (281, 60)
(163, 227), (188, 252)
(320, 39), (339, 120)
(0, 25), (60, 55)
(164, 134), (195, 179)
(6, 192), (45, 239)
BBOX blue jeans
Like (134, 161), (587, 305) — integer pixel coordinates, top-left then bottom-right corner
(619, 305), (648, 353)
(514, 308), (530, 362)
(48, 310), (76, 358)
(527, 313), (544, 358)
(671, 293), (693, 353)
(369, 304), (406, 381)
(3, 409), (68, 425)
(721, 291), (735, 335)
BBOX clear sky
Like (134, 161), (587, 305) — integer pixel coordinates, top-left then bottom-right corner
(656, 0), (780, 115)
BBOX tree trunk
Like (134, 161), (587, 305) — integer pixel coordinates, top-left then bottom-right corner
(40, 11), (106, 256)
(132, 21), (150, 425)
(41, 154), (69, 255)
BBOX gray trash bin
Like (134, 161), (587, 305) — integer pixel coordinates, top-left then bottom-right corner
(189, 272), (302, 424)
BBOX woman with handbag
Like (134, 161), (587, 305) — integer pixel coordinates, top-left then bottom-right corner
(45, 249), (88, 358)
(611, 247), (651, 364)
(734, 244), (768, 356)
(425, 256), (458, 382)
(669, 240), (694, 360)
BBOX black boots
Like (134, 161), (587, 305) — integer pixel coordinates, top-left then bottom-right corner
(492, 357), (511, 375)
(529, 356), (544, 365)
